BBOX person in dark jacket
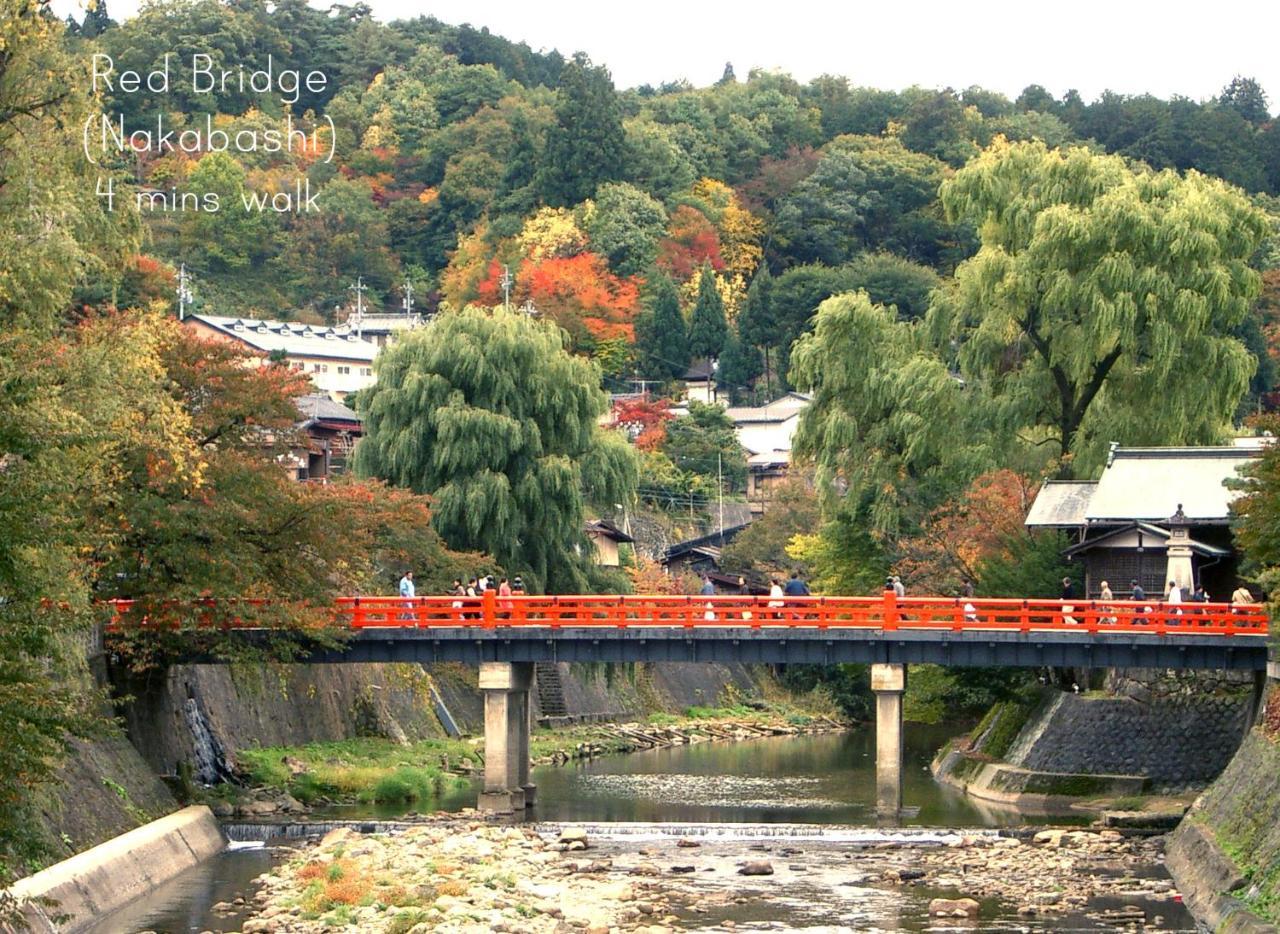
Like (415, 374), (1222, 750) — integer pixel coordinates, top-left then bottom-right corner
(783, 570), (811, 597)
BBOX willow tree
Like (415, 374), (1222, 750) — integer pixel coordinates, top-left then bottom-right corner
(930, 140), (1269, 477)
(792, 291), (993, 535)
(354, 308), (637, 593)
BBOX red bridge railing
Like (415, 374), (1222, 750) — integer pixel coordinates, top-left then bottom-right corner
(341, 591), (1267, 636)
(105, 591), (1270, 637)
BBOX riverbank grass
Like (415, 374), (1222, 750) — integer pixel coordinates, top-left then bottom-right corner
(232, 737), (478, 805)
(215, 701), (842, 808)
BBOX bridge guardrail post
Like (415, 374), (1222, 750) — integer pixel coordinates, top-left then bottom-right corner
(351, 597), (361, 630)
(483, 589), (497, 629)
(883, 589), (898, 632)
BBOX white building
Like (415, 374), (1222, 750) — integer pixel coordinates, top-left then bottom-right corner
(185, 315), (378, 398)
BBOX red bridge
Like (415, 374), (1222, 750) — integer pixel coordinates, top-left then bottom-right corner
(105, 590), (1271, 818)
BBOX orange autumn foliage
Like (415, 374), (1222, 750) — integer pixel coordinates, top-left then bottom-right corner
(611, 397), (673, 450)
(515, 252), (640, 345)
(896, 469), (1039, 595)
(657, 205), (725, 281)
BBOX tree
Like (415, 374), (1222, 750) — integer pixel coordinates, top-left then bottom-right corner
(540, 53), (626, 206)
(738, 265), (778, 388)
(583, 182), (668, 277)
(634, 273), (689, 381)
(354, 308), (638, 593)
(661, 401), (747, 491)
(791, 292), (993, 536)
(720, 474), (820, 579)
(931, 140), (1270, 476)
(1219, 76), (1271, 127)
(895, 469), (1040, 595)
(843, 253), (940, 320)
(716, 325), (763, 402)
(688, 262), (728, 361)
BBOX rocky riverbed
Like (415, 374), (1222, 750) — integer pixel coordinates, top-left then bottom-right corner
(215, 818), (1195, 933)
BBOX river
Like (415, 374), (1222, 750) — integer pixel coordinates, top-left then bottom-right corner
(87, 724), (1196, 932)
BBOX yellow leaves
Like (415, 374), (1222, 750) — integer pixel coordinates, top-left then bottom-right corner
(417, 187), (439, 206)
(516, 207), (587, 263)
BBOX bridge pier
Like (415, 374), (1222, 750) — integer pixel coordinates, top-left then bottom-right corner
(872, 663), (907, 821)
(477, 662), (533, 814)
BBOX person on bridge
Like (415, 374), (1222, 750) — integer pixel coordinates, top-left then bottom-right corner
(1165, 580), (1184, 618)
(700, 575), (716, 596)
(399, 570), (415, 621)
(783, 570), (811, 597)
(1060, 577), (1077, 625)
(498, 577), (513, 617)
(1098, 580), (1116, 625)
(1232, 584), (1255, 609)
(891, 575), (905, 598)
(1130, 579), (1146, 601)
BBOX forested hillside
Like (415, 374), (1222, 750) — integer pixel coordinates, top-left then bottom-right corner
(71, 1), (1280, 390)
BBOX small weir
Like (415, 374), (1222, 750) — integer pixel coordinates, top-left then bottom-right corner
(89, 726), (1172, 932)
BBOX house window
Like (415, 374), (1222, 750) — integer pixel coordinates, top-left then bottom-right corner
(337, 365), (350, 375)
(292, 362), (304, 371)
(312, 363), (328, 373)
(361, 367), (372, 377)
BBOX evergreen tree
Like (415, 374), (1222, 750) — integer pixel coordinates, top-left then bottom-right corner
(1218, 76), (1271, 127)
(688, 263), (727, 362)
(355, 308), (638, 593)
(634, 273), (689, 381)
(739, 266), (778, 389)
(716, 326), (763, 402)
(81, 0), (114, 37)
(539, 53), (626, 206)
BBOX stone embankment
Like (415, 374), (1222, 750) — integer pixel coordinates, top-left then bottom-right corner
(228, 820), (1187, 932)
(1163, 681), (1280, 932)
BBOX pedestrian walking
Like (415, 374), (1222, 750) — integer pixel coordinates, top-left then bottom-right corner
(1099, 580), (1116, 625)
(1232, 584), (1254, 610)
(498, 576), (513, 617)
(892, 575), (905, 598)
(1130, 579), (1146, 601)
(962, 578), (975, 598)
(1061, 576), (1077, 625)
(398, 570), (415, 621)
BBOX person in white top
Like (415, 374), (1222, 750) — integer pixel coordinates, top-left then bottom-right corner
(1166, 580), (1183, 617)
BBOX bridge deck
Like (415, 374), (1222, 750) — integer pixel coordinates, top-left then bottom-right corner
(107, 593), (1271, 670)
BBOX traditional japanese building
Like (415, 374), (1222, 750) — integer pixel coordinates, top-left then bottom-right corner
(1025, 441), (1266, 600)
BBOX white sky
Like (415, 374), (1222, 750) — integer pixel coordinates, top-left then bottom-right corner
(58, 0), (1280, 112)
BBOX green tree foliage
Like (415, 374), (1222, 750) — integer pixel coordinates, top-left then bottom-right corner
(1218, 76), (1271, 128)
(661, 401), (747, 492)
(716, 325), (763, 402)
(633, 273), (689, 381)
(584, 182), (668, 277)
(791, 291), (992, 536)
(540, 53), (626, 206)
(843, 253), (940, 320)
(931, 140), (1270, 476)
(354, 308), (638, 592)
(687, 263), (727, 360)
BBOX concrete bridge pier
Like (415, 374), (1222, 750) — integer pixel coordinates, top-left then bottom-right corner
(872, 663), (907, 821)
(477, 662), (533, 814)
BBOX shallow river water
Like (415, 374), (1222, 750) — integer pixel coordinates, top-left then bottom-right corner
(87, 725), (1197, 933)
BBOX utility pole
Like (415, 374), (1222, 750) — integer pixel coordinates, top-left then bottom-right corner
(500, 264), (513, 313)
(176, 263), (193, 320)
(350, 276), (366, 338)
(401, 278), (414, 318)
(718, 451), (724, 538)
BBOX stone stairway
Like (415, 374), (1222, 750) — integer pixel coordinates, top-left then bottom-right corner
(534, 662), (568, 719)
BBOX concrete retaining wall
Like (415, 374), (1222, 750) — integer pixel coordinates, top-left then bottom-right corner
(1004, 687), (1251, 791)
(5, 805), (225, 933)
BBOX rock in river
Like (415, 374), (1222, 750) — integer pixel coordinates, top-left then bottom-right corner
(738, 861), (774, 876)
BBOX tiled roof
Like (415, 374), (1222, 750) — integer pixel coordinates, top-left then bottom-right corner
(189, 315), (378, 362)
